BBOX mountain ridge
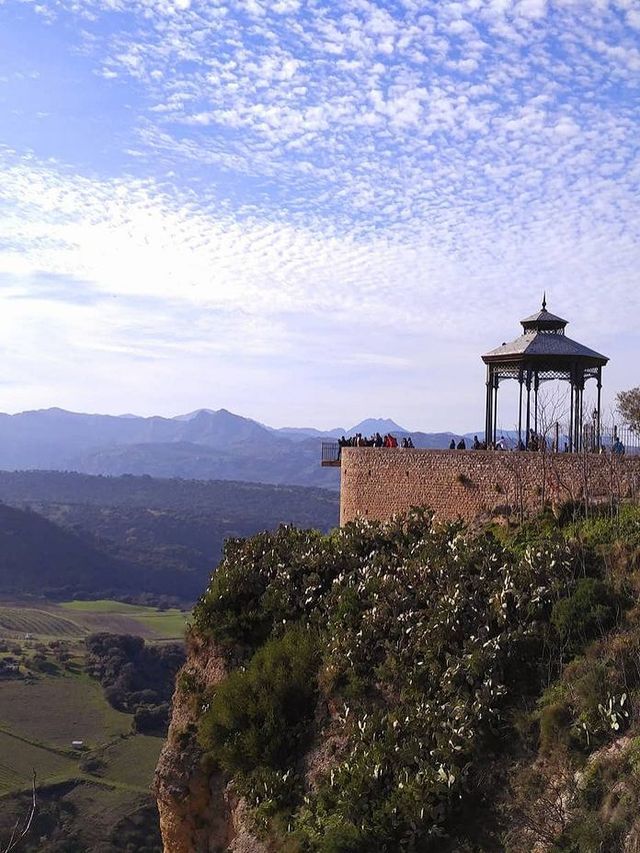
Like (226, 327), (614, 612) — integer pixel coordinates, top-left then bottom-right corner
(0, 407), (478, 488)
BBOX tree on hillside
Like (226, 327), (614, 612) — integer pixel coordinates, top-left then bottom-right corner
(617, 387), (640, 431)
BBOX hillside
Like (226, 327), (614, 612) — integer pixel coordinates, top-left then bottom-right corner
(0, 503), (137, 598)
(156, 505), (640, 852)
(0, 472), (338, 601)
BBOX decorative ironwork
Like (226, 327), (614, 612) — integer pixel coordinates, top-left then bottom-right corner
(482, 299), (609, 452)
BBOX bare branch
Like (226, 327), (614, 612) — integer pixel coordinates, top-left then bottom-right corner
(2, 770), (37, 853)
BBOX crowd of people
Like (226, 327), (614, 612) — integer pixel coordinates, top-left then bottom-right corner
(338, 433), (415, 449)
(448, 435), (513, 451)
(448, 429), (627, 455)
(337, 429), (627, 454)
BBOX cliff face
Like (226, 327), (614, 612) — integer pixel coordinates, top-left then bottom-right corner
(154, 632), (267, 853)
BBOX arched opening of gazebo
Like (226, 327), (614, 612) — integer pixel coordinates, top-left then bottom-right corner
(482, 298), (608, 452)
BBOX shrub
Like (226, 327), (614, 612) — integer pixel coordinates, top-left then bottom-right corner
(191, 510), (636, 850)
(551, 578), (618, 654)
(199, 626), (319, 774)
(133, 702), (170, 734)
(550, 813), (624, 852)
(539, 701), (573, 754)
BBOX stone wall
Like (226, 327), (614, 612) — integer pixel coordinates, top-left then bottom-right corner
(340, 448), (640, 525)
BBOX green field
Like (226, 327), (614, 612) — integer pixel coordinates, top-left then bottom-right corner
(99, 734), (164, 789)
(0, 731), (78, 795)
(0, 675), (131, 749)
(0, 598), (189, 642)
(0, 606), (83, 637)
(0, 599), (181, 849)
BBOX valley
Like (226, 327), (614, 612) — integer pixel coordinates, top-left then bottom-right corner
(0, 597), (188, 851)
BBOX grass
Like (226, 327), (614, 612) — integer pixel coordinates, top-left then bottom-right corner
(98, 734), (165, 790)
(61, 783), (153, 846)
(0, 731), (78, 795)
(60, 600), (162, 614)
(60, 599), (188, 639)
(0, 598), (176, 849)
(0, 674), (132, 749)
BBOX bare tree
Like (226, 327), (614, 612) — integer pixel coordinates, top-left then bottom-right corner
(505, 762), (577, 852)
(534, 387), (569, 511)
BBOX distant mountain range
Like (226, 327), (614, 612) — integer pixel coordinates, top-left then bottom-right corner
(0, 408), (473, 489)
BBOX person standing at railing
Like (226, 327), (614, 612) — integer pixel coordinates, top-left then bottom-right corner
(613, 437), (625, 456)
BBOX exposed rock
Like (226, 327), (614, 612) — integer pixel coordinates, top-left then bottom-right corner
(154, 631), (265, 853)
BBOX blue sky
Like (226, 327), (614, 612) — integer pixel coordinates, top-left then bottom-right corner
(0, 0), (638, 432)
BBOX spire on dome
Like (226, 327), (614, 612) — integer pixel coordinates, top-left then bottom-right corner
(542, 291), (547, 311)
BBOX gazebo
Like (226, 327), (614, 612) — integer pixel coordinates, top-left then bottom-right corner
(482, 298), (609, 451)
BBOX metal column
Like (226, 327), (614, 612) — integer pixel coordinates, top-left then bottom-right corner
(525, 369), (532, 448)
(596, 368), (602, 450)
(518, 371), (524, 447)
(485, 365), (493, 448)
(569, 379), (574, 452)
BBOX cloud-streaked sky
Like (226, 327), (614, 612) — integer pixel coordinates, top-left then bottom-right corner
(0, 0), (638, 431)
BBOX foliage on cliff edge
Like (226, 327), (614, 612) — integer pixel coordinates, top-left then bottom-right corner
(189, 505), (640, 852)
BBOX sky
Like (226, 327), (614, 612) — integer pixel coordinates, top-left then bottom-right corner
(0, 0), (638, 432)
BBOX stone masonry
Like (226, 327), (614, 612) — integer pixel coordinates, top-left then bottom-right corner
(340, 448), (640, 526)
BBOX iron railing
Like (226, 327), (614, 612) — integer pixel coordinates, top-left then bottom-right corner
(321, 441), (341, 466)
(584, 425), (640, 456)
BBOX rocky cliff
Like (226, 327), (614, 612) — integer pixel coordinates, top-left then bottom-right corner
(155, 631), (268, 853)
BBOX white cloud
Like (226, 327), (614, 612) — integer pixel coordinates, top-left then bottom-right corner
(0, 0), (639, 427)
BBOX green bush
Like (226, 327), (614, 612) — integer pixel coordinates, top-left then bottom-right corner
(539, 700), (573, 754)
(551, 578), (618, 654)
(190, 508), (640, 851)
(199, 626), (319, 774)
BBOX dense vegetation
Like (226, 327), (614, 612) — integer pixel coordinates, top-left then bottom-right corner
(0, 471), (337, 601)
(0, 503), (136, 598)
(86, 633), (185, 734)
(0, 470), (338, 522)
(189, 505), (640, 851)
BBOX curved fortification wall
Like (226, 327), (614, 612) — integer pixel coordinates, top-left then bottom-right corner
(339, 448), (640, 525)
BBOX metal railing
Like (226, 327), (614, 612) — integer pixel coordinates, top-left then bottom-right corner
(584, 425), (640, 456)
(321, 441), (341, 466)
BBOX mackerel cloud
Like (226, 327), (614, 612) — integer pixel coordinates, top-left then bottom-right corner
(0, 0), (638, 424)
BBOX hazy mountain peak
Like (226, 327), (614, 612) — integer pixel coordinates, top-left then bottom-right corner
(347, 418), (408, 436)
(173, 408), (218, 422)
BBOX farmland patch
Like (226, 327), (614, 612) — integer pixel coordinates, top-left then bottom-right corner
(0, 675), (131, 748)
(0, 731), (77, 795)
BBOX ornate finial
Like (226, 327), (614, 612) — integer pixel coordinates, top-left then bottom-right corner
(542, 291), (547, 311)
